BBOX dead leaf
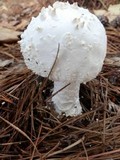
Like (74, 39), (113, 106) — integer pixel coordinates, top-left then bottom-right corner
(0, 27), (21, 43)
(94, 4), (120, 22)
(0, 59), (14, 67)
(15, 19), (29, 31)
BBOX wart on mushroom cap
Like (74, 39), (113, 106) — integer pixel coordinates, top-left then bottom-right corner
(20, 1), (107, 116)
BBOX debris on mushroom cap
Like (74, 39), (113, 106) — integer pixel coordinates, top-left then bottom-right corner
(20, 1), (107, 83)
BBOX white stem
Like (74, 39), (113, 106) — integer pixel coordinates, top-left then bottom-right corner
(52, 81), (82, 116)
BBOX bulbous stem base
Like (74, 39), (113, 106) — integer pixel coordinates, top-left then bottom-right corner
(52, 81), (82, 116)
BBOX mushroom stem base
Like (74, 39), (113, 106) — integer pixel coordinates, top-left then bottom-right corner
(52, 81), (82, 116)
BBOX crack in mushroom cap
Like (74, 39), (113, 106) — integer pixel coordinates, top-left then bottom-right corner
(20, 1), (107, 83)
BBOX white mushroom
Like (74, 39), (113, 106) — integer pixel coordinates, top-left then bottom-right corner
(20, 1), (107, 116)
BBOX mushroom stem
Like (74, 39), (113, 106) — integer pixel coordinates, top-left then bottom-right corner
(52, 81), (82, 116)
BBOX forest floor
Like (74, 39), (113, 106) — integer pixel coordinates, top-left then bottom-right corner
(0, 0), (120, 160)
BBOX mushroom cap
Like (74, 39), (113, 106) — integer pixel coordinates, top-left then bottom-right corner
(20, 1), (107, 83)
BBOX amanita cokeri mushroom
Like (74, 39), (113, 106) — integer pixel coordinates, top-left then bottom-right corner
(20, 1), (107, 116)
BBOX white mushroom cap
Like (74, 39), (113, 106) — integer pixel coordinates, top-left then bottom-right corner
(20, 1), (107, 83)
